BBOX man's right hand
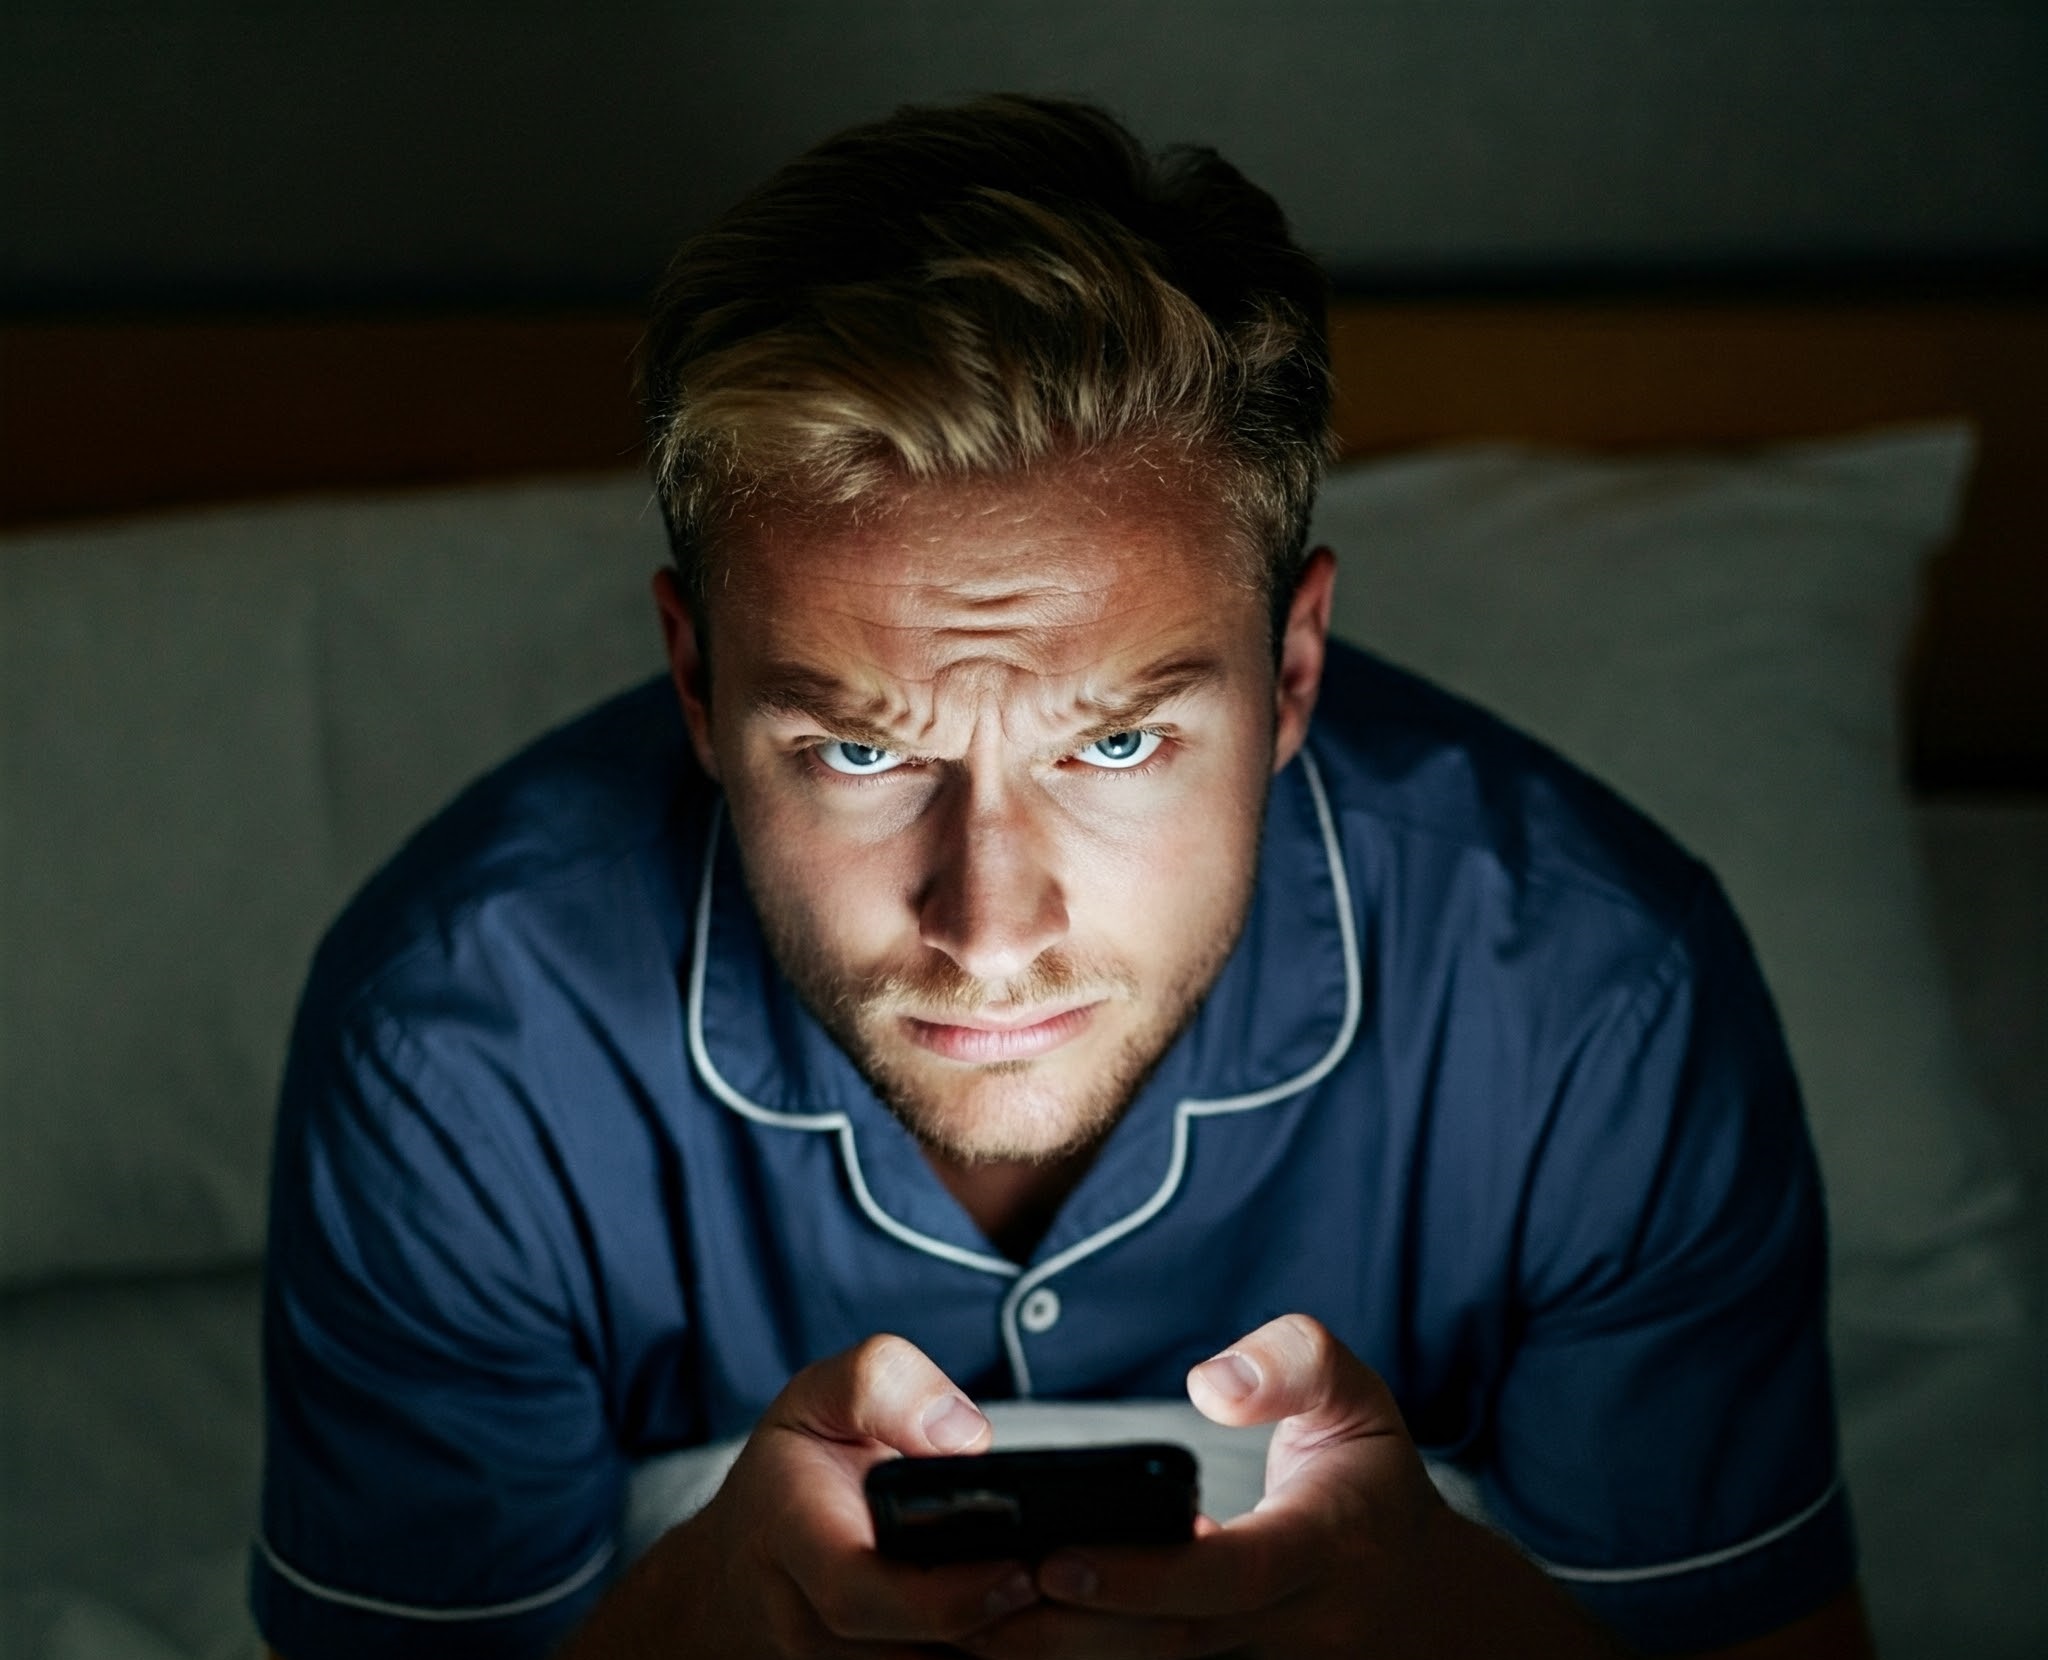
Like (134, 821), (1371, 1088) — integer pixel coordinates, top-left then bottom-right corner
(563, 1334), (1041, 1657)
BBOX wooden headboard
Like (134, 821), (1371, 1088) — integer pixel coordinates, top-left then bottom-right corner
(3, 302), (2042, 789)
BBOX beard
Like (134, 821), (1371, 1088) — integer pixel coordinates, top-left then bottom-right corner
(737, 866), (1256, 1169)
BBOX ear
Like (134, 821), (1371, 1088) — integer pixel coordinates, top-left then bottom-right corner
(652, 568), (721, 781)
(1271, 546), (1335, 774)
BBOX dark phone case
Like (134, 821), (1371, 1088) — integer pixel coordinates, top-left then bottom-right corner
(866, 1442), (1198, 1564)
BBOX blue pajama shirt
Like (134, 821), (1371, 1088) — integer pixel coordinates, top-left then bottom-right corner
(252, 643), (1855, 1657)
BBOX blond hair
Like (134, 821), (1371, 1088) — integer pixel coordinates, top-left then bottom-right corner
(643, 95), (1333, 615)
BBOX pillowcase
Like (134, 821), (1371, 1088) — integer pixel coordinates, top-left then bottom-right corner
(1, 478), (670, 1288)
(1310, 424), (2023, 1335)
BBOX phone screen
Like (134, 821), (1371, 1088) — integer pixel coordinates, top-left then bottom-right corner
(866, 1441), (1197, 1564)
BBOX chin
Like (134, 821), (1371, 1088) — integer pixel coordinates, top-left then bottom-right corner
(872, 1055), (1123, 1167)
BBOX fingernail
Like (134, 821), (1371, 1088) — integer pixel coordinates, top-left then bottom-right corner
(921, 1393), (987, 1453)
(984, 1568), (1038, 1618)
(1196, 1350), (1261, 1403)
(1040, 1553), (1099, 1600)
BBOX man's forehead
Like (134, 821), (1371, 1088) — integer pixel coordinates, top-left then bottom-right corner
(720, 460), (1250, 598)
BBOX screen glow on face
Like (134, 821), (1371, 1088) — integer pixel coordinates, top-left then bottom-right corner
(814, 728), (1165, 777)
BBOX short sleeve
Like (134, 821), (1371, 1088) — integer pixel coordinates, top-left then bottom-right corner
(1483, 877), (1856, 1653)
(253, 1005), (623, 1660)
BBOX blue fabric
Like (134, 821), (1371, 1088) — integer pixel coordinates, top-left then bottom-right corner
(253, 643), (1853, 1657)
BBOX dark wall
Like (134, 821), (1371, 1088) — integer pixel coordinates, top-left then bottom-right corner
(5, 0), (2045, 310)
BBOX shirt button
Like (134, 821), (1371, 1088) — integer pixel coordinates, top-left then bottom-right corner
(1019, 1287), (1062, 1333)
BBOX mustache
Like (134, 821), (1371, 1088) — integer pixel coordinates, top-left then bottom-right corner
(828, 950), (1137, 1019)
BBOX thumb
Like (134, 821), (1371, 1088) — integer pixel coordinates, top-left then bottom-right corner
(768, 1332), (992, 1457)
(1186, 1313), (1405, 1444)
(1189, 1315), (1419, 1502)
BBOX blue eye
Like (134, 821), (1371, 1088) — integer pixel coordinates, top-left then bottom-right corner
(1076, 730), (1163, 770)
(817, 740), (905, 776)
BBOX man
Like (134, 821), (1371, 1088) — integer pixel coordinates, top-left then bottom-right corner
(254, 97), (1873, 1658)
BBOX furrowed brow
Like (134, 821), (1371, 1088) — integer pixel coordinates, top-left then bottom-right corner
(749, 652), (1228, 751)
(750, 665), (900, 747)
(1068, 655), (1227, 746)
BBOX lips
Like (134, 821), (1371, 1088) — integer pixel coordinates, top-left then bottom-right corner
(900, 1001), (1101, 1062)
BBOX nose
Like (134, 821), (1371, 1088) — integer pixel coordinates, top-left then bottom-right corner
(915, 774), (1069, 983)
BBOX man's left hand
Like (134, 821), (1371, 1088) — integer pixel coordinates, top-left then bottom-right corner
(957, 1313), (1616, 1660)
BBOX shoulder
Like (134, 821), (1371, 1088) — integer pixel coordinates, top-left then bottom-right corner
(1302, 642), (1781, 1158)
(1308, 648), (1806, 1258)
(269, 678), (710, 1298)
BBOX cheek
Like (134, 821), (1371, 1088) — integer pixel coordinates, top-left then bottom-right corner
(722, 765), (920, 954)
(1060, 755), (1268, 935)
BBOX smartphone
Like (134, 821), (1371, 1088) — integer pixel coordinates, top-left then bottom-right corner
(866, 1441), (1198, 1565)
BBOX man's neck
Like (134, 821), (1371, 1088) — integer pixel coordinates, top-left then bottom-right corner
(925, 1147), (1099, 1263)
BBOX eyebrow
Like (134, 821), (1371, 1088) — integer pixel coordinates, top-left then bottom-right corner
(1067, 655), (1228, 747)
(750, 666), (901, 748)
(750, 652), (1228, 750)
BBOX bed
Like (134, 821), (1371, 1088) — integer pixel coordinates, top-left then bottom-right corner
(1, 299), (2041, 1658)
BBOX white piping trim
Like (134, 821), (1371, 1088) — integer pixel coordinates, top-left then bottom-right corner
(687, 808), (842, 1134)
(688, 804), (1018, 1279)
(256, 1533), (614, 1622)
(1000, 746), (1363, 1395)
(1531, 1476), (1844, 1585)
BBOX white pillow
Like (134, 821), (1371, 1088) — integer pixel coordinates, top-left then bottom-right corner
(1311, 425), (2024, 1336)
(0, 479), (671, 1288)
